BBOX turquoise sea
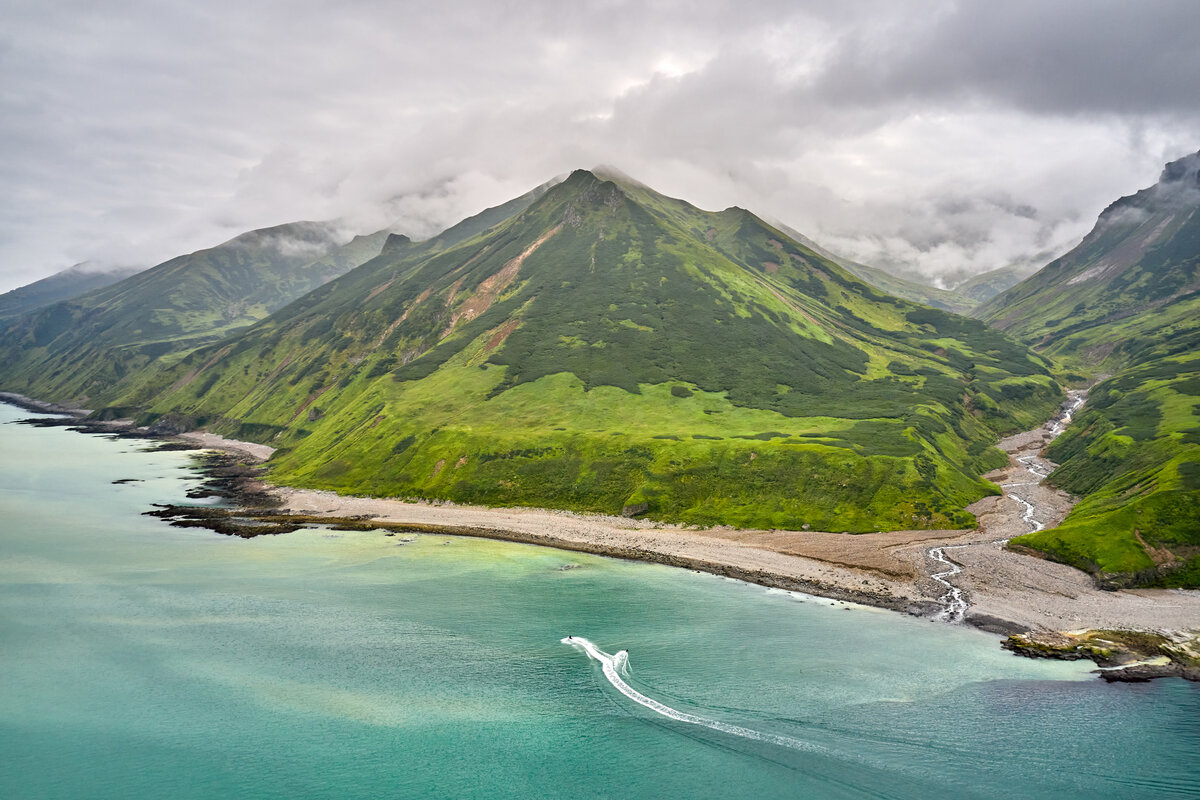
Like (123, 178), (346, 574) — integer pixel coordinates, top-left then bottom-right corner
(1, 401), (1198, 799)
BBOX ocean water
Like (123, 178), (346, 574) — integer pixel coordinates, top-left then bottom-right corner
(1, 402), (1198, 799)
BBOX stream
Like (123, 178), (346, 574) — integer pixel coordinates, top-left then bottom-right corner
(928, 389), (1088, 622)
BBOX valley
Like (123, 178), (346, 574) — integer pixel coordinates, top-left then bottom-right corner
(6, 7), (1200, 797)
(2, 158), (1196, 606)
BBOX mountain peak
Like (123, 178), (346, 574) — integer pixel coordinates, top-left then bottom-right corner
(590, 164), (650, 189)
(381, 233), (413, 254)
(979, 145), (1200, 370)
(1159, 149), (1200, 186)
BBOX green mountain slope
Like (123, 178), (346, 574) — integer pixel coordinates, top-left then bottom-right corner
(984, 151), (1200, 587)
(0, 263), (143, 321)
(955, 264), (1035, 303)
(123, 169), (1059, 532)
(773, 223), (977, 314)
(977, 151), (1200, 372)
(0, 223), (392, 406)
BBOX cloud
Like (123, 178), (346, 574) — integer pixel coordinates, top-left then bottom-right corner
(0, 0), (1197, 292)
(813, 0), (1200, 117)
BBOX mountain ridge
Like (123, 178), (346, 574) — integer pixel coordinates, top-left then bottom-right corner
(980, 151), (1200, 588)
(0, 263), (144, 321)
(111, 168), (1060, 532)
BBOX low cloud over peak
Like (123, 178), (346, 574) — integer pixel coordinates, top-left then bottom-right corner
(1, 0), (1197, 292)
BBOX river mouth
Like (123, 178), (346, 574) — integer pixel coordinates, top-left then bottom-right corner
(922, 389), (1088, 623)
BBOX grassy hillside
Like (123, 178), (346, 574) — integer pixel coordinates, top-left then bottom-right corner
(0, 223), (391, 407)
(994, 152), (1200, 587)
(1010, 329), (1200, 587)
(0, 264), (143, 321)
(124, 170), (1060, 532)
(955, 265), (1034, 303)
(773, 223), (977, 314)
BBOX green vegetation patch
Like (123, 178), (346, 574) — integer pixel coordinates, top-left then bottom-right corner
(1013, 347), (1200, 587)
(108, 170), (1063, 534)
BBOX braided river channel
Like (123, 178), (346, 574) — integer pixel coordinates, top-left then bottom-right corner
(2, 402), (1198, 799)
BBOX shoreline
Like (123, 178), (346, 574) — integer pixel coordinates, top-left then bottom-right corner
(0, 391), (90, 417)
(5, 395), (1198, 680)
(266, 486), (946, 617)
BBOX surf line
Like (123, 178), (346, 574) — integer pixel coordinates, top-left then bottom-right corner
(562, 636), (822, 754)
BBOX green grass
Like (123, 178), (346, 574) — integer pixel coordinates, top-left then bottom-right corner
(1009, 333), (1200, 587)
(981, 159), (1200, 587)
(114, 170), (1060, 532)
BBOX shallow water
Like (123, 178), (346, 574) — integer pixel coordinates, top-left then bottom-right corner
(2, 403), (1198, 799)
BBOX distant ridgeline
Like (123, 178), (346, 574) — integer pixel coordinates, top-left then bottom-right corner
(0, 263), (143, 322)
(0, 222), (398, 404)
(980, 151), (1200, 588)
(0, 168), (1066, 533)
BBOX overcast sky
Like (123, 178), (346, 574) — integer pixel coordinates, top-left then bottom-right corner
(2, 0), (1198, 292)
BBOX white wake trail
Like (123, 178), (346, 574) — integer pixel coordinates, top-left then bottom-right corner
(562, 636), (821, 754)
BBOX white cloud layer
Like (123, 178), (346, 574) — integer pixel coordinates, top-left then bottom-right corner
(1, 0), (1197, 291)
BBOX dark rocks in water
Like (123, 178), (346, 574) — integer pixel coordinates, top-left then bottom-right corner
(146, 441), (199, 452)
(145, 504), (305, 538)
(1098, 664), (1200, 683)
(1004, 629), (1200, 683)
(965, 613), (1028, 637)
(186, 451), (281, 510)
(1003, 633), (1094, 662)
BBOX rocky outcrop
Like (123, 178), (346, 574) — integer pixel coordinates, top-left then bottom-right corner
(1003, 628), (1200, 682)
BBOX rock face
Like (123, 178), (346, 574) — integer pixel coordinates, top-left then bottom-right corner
(1099, 664), (1200, 683)
(620, 502), (649, 518)
(1160, 151), (1200, 186)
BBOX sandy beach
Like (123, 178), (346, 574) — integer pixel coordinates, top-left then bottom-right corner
(269, 481), (1200, 635)
(177, 431), (276, 462)
(10, 388), (1194, 638)
(260, 394), (1200, 638)
(223, 390), (1200, 638)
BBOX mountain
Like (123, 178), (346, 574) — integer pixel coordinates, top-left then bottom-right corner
(772, 223), (977, 314)
(982, 151), (1200, 587)
(0, 263), (143, 321)
(977, 151), (1200, 371)
(0, 222), (391, 407)
(0, 180), (560, 410)
(115, 169), (1060, 532)
(954, 264), (1035, 303)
